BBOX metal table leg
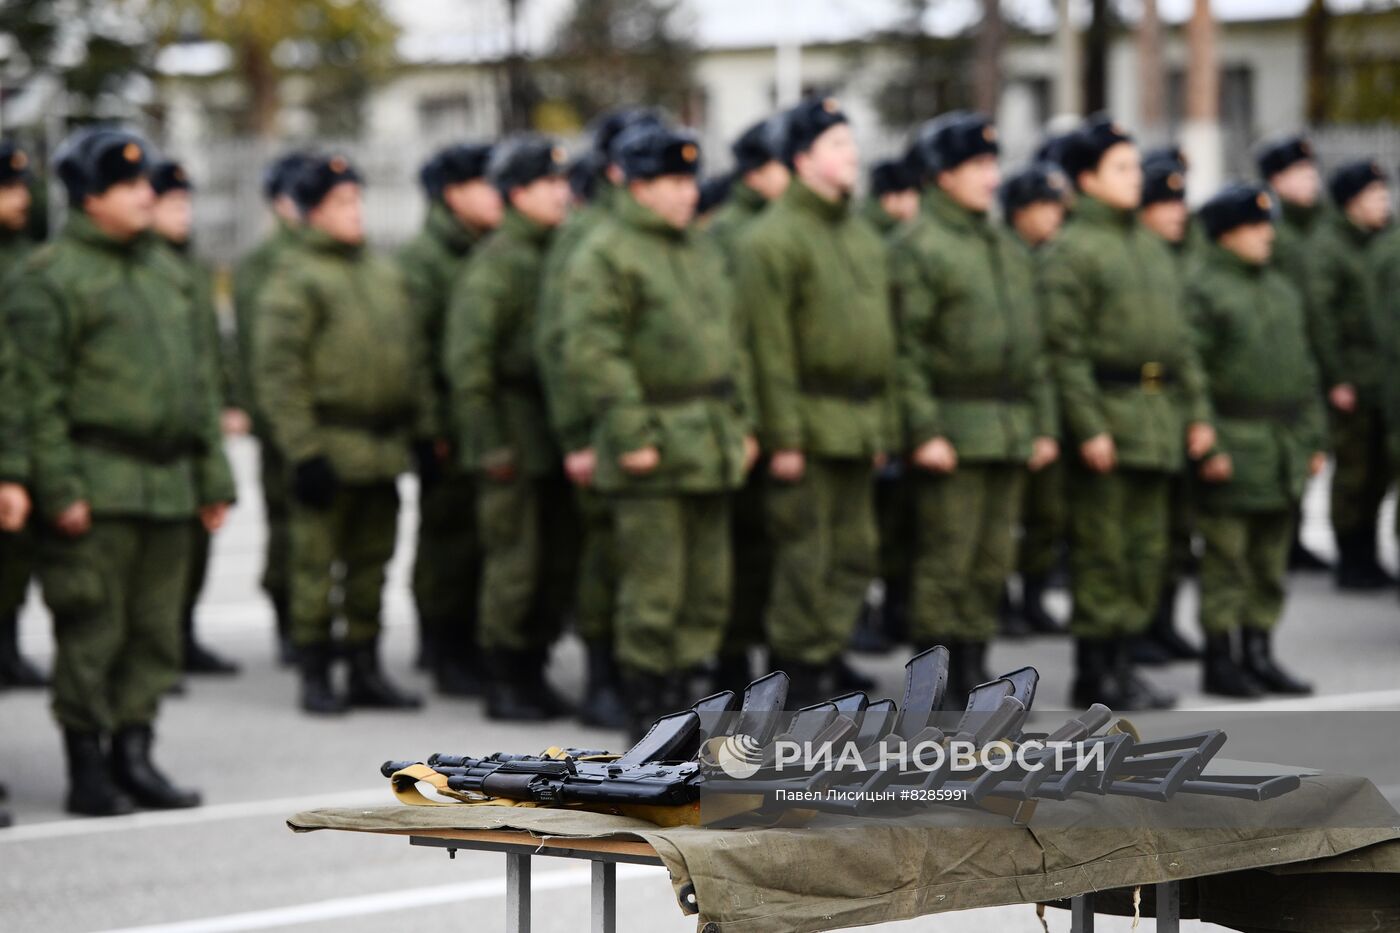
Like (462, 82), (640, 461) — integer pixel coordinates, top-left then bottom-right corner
(591, 860), (617, 933)
(507, 852), (531, 933)
(1070, 892), (1094, 932)
(1156, 881), (1180, 933)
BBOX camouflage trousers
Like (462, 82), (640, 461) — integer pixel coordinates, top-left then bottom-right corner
(765, 458), (878, 665)
(259, 441), (290, 608)
(1067, 465), (1171, 639)
(477, 471), (578, 652)
(611, 492), (731, 676)
(573, 488), (616, 645)
(1329, 404), (1390, 542)
(412, 471), (481, 646)
(724, 466), (772, 658)
(182, 520), (211, 626)
(910, 463), (1026, 644)
(38, 518), (192, 732)
(0, 527), (34, 616)
(289, 482), (399, 648)
(1197, 508), (1293, 636)
(1017, 459), (1066, 579)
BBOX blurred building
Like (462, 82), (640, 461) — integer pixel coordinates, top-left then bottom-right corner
(143, 0), (1400, 258)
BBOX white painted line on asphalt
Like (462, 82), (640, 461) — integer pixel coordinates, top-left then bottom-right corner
(96, 864), (665, 933)
(0, 788), (386, 844)
(1188, 687), (1400, 712)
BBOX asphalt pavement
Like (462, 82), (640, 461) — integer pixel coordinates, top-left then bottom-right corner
(1, 437), (1397, 932)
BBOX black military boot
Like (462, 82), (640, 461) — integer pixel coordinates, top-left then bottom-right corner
(1135, 584), (1200, 664)
(1288, 527), (1331, 572)
(0, 611), (48, 688)
(110, 725), (201, 810)
(526, 646), (569, 717)
(63, 730), (136, 817)
(578, 640), (630, 729)
(432, 623), (481, 698)
(710, 650), (754, 696)
(998, 585), (1030, 639)
(1020, 575), (1065, 635)
(182, 613), (240, 675)
(299, 643), (348, 715)
(1112, 638), (1177, 711)
(851, 592), (894, 654)
(1240, 628), (1313, 695)
(621, 667), (673, 744)
(347, 642), (422, 710)
(272, 595), (296, 667)
(1336, 531), (1392, 590)
(1070, 638), (1122, 709)
(484, 651), (554, 722)
(1201, 631), (1265, 698)
(767, 654), (831, 709)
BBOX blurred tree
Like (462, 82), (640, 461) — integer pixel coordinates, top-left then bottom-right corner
(1303, 0), (1330, 124)
(868, 0), (975, 130)
(1137, 0), (1165, 130)
(972, 0), (1005, 115)
(1083, 0), (1111, 112)
(143, 0), (399, 138)
(544, 0), (699, 125)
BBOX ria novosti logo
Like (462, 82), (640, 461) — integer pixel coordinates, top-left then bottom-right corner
(701, 735), (1112, 778)
(701, 733), (766, 779)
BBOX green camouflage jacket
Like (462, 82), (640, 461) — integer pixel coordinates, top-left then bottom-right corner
(1043, 194), (1210, 471)
(398, 202), (489, 442)
(1189, 242), (1326, 511)
(4, 214), (234, 519)
(254, 229), (432, 483)
(444, 208), (558, 476)
(1303, 211), (1387, 401)
(563, 193), (752, 495)
(707, 181), (767, 265)
(736, 179), (897, 459)
(892, 188), (1057, 463)
(233, 218), (301, 434)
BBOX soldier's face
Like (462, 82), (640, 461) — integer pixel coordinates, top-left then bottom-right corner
(152, 189), (194, 244)
(83, 177), (155, 240)
(444, 178), (504, 231)
(1269, 162), (1319, 207)
(630, 175), (699, 229)
(0, 181), (30, 231)
(938, 154), (1001, 213)
(1140, 199), (1188, 244)
(797, 123), (860, 195)
(1012, 201), (1065, 247)
(1345, 182), (1392, 231)
(1079, 142), (1142, 211)
(746, 161), (790, 201)
(1218, 221), (1274, 265)
(879, 189), (919, 223)
(307, 181), (365, 245)
(511, 175), (571, 228)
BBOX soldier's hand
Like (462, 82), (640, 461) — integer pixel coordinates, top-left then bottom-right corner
(769, 449), (806, 482)
(1199, 453), (1233, 483)
(742, 435), (760, 473)
(912, 437), (957, 474)
(200, 502), (230, 533)
(1028, 437), (1060, 472)
(1329, 384), (1357, 413)
(221, 408), (252, 436)
(1309, 451), (1327, 477)
(565, 447), (597, 487)
(0, 482), (30, 533)
(484, 462), (517, 482)
(872, 451), (888, 470)
(1187, 422), (1217, 460)
(619, 445), (660, 476)
(55, 500), (92, 538)
(1080, 434), (1116, 473)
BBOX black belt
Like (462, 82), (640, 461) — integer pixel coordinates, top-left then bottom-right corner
(70, 426), (204, 465)
(644, 378), (735, 406)
(1094, 362), (1175, 392)
(935, 384), (1029, 403)
(315, 405), (410, 437)
(1214, 398), (1303, 423)
(800, 376), (885, 402)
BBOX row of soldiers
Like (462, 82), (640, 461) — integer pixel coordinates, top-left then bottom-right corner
(1, 103), (1396, 818)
